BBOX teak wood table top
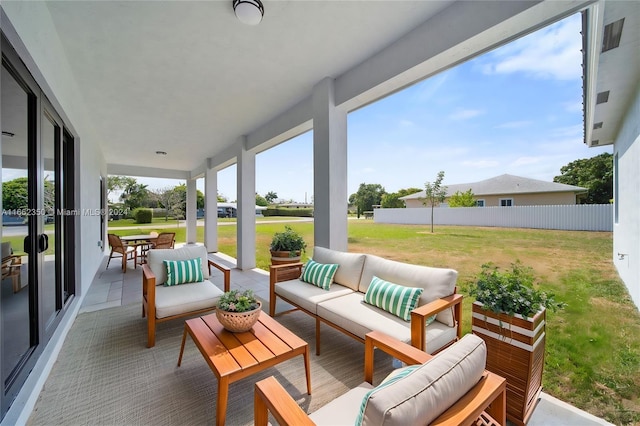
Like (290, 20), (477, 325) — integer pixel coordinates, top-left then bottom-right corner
(177, 311), (311, 426)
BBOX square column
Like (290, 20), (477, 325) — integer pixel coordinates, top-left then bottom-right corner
(237, 142), (256, 269)
(204, 167), (218, 251)
(313, 77), (348, 251)
(186, 178), (197, 244)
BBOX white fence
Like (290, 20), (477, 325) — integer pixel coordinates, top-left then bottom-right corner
(373, 204), (613, 231)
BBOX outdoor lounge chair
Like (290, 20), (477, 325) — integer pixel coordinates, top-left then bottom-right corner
(1, 241), (22, 293)
(142, 245), (230, 347)
(255, 332), (506, 426)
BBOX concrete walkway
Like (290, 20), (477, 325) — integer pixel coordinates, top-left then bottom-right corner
(83, 246), (613, 426)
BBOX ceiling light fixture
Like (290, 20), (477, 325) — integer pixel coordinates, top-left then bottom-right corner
(156, 151), (167, 156)
(233, 0), (264, 26)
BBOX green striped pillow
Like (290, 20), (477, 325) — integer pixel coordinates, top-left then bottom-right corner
(163, 258), (203, 286)
(364, 276), (423, 321)
(301, 259), (339, 290)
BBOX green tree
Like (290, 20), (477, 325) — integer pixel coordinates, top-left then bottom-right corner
(448, 189), (477, 207)
(2, 177), (28, 211)
(255, 193), (268, 207)
(380, 187), (423, 208)
(423, 171), (447, 233)
(119, 181), (150, 212)
(265, 191), (278, 204)
(553, 153), (613, 204)
(350, 183), (386, 218)
(107, 176), (136, 201)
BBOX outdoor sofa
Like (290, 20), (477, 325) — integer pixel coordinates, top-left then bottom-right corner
(269, 246), (462, 355)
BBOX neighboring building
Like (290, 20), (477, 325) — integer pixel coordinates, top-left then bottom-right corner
(401, 174), (588, 208)
(217, 203), (267, 218)
(275, 203), (314, 209)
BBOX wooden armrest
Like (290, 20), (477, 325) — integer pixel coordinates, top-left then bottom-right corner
(208, 259), (231, 292)
(142, 265), (156, 298)
(254, 376), (315, 426)
(364, 330), (432, 384)
(430, 371), (507, 426)
(269, 263), (304, 286)
(410, 293), (463, 351)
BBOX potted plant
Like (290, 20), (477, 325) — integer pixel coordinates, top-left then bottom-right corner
(216, 289), (262, 333)
(469, 261), (565, 426)
(269, 225), (307, 265)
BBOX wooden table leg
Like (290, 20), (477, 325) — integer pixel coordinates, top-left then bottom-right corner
(217, 376), (230, 426)
(177, 325), (189, 367)
(303, 346), (312, 394)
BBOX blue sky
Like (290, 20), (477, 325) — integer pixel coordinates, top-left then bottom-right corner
(140, 12), (611, 203)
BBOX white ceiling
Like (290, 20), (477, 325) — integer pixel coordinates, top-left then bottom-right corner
(35, 0), (630, 178)
(45, 0), (452, 173)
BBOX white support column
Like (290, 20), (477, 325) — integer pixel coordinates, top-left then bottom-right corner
(312, 77), (348, 251)
(204, 166), (218, 251)
(186, 178), (197, 244)
(237, 141), (256, 269)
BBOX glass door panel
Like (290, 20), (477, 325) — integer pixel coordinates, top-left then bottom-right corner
(1, 60), (35, 393)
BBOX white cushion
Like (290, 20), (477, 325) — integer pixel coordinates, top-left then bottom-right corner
(154, 279), (224, 318)
(308, 383), (373, 425)
(148, 245), (210, 285)
(275, 280), (353, 314)
(317, 292), (457, 354)
(359, 254), (458, 326)
(359, 334), (486, 426)
(312, 246), (366, 291)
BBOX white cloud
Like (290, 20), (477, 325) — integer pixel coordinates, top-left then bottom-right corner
(398, 119), (415, 127)
(449, 109), (485, 120)
(461, 159), (499, 168)
(563, 100), (583, 113)
(494, 120), (532, 129)
(511, 156), (543, 167)
(481, 14), (582, 80)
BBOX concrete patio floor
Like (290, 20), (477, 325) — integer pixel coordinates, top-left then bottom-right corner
(80, 246), (613, 426)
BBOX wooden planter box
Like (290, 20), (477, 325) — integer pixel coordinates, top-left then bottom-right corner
(472, 301), (545, 426)
(270, 250), (302, 281)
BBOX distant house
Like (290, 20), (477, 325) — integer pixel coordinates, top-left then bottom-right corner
(216, 203), (268, 218)
(401, 174), (588, 207)
(275, 203), (314, 209)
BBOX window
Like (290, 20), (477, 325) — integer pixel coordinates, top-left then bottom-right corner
(476, 199), (485, 207)
(500, 198), (513, 207)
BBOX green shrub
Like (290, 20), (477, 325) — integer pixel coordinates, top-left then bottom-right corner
(132, 208), (153, 224)
(263, 207), (313, 217)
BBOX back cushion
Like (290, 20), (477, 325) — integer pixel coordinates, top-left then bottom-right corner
(359, 255), (457, 326)
(360, 334), (486, 426)
(148, 245), (210, 285)
(312, 246), (366, 291)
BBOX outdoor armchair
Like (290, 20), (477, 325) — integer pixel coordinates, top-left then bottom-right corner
(1, 241), (22, 293)
(142, 245), (230, 347)
(255, 331), (506, 426)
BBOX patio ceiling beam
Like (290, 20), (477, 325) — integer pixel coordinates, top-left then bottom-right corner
(106, 164), (189, 180)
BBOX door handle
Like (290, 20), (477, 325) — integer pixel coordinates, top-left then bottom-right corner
(38, 233), (49, 253)
(23, 235), (31, 253)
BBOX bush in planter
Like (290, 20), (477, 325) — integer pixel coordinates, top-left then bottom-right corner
(270, 225), (307, 255)
(217, 289), (260, 312)
(469, 261), (565, 318)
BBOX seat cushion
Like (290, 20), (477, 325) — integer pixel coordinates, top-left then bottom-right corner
(275, 280), (353, 314)
(358, 334), (486, 426)
(312, 246), (366, 291)
(317, 292), (456, 354)
(148, 245), (210, 285)
(154, 279), (224, 318)
(308, 383), (373, 425)
(359, 254), (458, 326)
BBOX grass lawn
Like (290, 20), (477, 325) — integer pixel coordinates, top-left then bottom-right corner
(109, 220), (640, 424)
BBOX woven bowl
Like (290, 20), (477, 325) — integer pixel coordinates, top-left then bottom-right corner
(216, 301), (262, 333)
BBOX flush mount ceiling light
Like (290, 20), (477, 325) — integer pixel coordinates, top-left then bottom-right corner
(233, 0), (264, 26)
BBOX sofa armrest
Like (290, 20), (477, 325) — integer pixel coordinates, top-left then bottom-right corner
(410, 293), (463, 352)
(255, 376), (315, 426)
(142, 264), (156, 316)
(364, 330), (432, 384)
(208, 259), (230, 292)
(430, 371), (507, 426)
(269, 263), (304, 316)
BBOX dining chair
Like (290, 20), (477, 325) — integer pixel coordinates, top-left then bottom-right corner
(153, 232), (175, 249)
(138, 231), (159, 265)
(106, 234), (137, 272)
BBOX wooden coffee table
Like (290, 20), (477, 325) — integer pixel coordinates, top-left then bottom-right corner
(177, 311), (311, 426)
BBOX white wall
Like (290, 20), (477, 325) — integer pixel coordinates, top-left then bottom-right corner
(613, 82), (640, 308)
(3, 2), (106, 296)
